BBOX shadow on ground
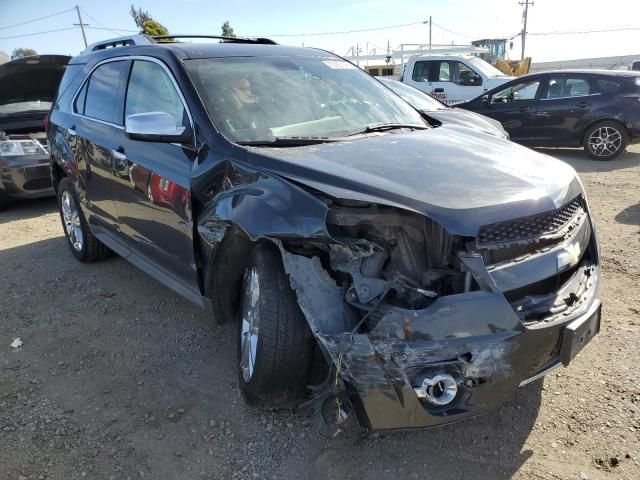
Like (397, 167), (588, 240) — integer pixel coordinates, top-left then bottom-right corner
(615, 203), (640, 226)
(0, 196), (57, 224)
(1, 236), (544, 480)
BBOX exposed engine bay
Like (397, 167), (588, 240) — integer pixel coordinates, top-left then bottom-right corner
(275, 196), (600, 434)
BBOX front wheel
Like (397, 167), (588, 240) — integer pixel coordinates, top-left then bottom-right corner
(583, 121), (628, 160)
(57, 177), (110, 262)
(237, 243), (314, 409)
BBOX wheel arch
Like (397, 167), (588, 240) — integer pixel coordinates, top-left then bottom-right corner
(195, 164), (331, 323)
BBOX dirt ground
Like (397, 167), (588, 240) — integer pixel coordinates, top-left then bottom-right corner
(1, 146), (639, 480)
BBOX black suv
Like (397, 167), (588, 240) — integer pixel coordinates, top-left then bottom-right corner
(460, 70), (640, 160)
(49, 35), (601, 433)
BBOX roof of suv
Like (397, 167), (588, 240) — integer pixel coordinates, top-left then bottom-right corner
(161, 42), (331, 59)
(71, 39), (332, 65)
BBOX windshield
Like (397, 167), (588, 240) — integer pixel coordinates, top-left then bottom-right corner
(468, 57), (506, 78)
(378, 78), (447, 111)
(185, 56), (426, 144)
(0, 101), (51, 117)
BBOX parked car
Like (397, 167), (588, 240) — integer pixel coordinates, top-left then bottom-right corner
(401, 54), (513, 105)
(0, 55), (70, 209)
(48, 34), (601, 433)
(377, 77), (509, 139)
(460, 69), (640, 160)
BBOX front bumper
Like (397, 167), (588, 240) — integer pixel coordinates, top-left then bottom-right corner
(0, 154), (53, 200)
(337, 294), (600, 430)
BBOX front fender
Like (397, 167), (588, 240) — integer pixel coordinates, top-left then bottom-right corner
(195, 161), (331, 321)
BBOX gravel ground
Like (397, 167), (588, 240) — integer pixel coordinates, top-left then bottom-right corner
(1, 146), (639, 480)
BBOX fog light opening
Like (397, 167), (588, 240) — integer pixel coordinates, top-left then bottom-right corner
(414, 374), (458, 406)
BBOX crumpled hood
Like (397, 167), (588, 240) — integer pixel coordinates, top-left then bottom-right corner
(246, 125), (583, 236)
(426, 108), (507, 138)
(0, 55), (70, 106)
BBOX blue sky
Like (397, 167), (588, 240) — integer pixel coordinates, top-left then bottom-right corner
(1, 0), (639, 62)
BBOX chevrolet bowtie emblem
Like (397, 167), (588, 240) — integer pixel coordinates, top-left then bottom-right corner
(557, 242), (582, 271)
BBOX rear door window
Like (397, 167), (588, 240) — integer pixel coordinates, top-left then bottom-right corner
(84, 61), (128, 124)
(544, 76), (591, 99)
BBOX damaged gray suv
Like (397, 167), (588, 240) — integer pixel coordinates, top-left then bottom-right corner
(48, 34), (601, 433)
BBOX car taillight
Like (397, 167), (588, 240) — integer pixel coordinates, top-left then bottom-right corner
(43, 114), (49, 133)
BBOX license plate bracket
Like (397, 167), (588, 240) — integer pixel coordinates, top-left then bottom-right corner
(560, 301), (601, 366)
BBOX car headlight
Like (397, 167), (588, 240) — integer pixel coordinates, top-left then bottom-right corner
(0, 140), (48, 157)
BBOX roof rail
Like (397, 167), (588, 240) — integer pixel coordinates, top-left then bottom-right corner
(81, 33), (278, 55)
(151, 34), (278, 45)
(82, 34), (156, 54)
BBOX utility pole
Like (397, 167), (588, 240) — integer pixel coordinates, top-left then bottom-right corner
(74, 5), (88, 48)
(519, 0), (534, 60)
(425, 17), (432, 50)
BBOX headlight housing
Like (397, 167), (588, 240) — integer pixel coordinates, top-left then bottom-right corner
(0, 140), (48, 157)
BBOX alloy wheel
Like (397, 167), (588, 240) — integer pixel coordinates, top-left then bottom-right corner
(588, 126), (622, 157)
(240, 267), (260, 383)
(61, 190), (84, 252)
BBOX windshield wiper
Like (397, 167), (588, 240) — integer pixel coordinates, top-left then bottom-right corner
(347, 123), (429, 136)
(238, 136), (341, 147)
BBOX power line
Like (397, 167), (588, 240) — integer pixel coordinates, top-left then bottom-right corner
(431, 22), (473, 39)
(80, 8), (137, 35)
(529, 25), (640, 35)
(256, 21), (427, 37)
(85, 26), (138, 33)
(0, 8), (75, 31)
(0, 27), (77, 41)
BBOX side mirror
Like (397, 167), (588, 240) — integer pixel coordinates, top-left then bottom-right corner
(125, 112), (192, 143)
(482, 94), (490, 105)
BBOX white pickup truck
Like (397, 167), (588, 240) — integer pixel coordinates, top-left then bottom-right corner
(402, 55), (514, 105)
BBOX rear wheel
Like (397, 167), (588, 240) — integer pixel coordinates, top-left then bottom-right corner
(583, 121), (628, 160)
(57, 177), (110, 262)
(237, 243), (314, 408)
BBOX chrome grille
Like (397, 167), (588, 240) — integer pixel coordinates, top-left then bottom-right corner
(477, 197), (584, 246)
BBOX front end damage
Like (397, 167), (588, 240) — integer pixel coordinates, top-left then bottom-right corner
(277, 196), (601, 432)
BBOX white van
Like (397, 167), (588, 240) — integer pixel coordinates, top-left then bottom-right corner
(402, 55), (514, 105)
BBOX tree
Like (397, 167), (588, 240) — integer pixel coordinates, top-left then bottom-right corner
(129, 5), (169, 37)
(221, 21), (236, 38)
(11, 47), (37, 59)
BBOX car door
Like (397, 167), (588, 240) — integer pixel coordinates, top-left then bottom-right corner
(480, 77), (542, 142)
(72, 59), (130, 232)
(534, 74), (596, 145)
(109, 58), (200, 298)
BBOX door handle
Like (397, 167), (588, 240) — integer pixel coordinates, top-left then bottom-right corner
(577, 101), (590, 108)
(518, 106), (530, 112)
(434, 88), (445, 93)
(111, 148), (128, 172)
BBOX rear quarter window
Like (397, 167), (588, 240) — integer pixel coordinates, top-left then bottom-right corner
(596, 78), (623, 94)
(53, 64), (85, 113)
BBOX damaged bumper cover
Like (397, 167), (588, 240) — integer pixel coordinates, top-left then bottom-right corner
(280, 230), (601, 431)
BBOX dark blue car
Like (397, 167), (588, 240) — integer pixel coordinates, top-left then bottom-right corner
(460, 69), (640, 160)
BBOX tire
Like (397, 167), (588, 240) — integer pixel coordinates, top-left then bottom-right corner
(57, 177), (110, 262)
(583, 121), (628, 160)
(237, 242), (314, 408)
